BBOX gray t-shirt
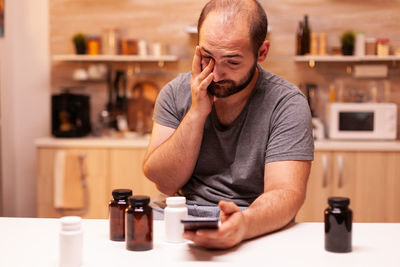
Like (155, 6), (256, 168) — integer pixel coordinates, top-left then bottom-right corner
(153, 66), (314, 206)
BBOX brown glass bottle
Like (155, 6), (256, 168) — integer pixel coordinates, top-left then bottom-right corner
(109, 189), (132, 241)
(296, 21), (304, 55)
(324, 197), (352, 253)
(126, 195), (153, 251)
(301, 15), (311, 55)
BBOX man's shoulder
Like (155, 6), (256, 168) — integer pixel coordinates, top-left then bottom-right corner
(257, 67), (300, 94)
(164, 71), (192, 94)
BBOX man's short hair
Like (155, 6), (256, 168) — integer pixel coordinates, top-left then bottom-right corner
(197, 0), (268, 57)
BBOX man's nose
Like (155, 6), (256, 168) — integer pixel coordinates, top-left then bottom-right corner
(212, 63), (224, 82)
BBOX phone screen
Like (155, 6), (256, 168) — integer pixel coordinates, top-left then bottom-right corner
(181, 218), (219, 231)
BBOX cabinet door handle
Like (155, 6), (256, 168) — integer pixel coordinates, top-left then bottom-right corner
(337, 154), (344, 188)
(322, 154), (328, 188)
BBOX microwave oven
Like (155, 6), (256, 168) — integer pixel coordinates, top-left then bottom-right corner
(326, 103), (397, 140)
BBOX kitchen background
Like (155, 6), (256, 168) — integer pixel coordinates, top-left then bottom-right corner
(1, 0), (400, 217)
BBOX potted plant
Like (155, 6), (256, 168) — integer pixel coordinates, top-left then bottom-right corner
(72, 33), (87, 54)
(341, 31), (355, 56)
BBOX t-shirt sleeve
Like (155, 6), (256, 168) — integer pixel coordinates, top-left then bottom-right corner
(152, 81), (180, 129)
(265, 92), (314, 163)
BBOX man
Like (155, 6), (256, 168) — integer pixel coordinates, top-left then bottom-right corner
(143, 0), (314, 249)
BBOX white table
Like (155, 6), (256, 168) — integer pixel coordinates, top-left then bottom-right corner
(0, 218), (399, 267)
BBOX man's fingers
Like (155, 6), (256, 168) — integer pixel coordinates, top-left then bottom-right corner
(198, 72), (214, 91)
(196, 58), (214, 83)
(192, 46), (202, 76)
(219, 201), (241, 215)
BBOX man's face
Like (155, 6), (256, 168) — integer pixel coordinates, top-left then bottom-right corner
(199, 13), (257, 98)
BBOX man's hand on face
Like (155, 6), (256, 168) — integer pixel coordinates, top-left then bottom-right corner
(190, 46), (215, 119)
(182, 201), (247, 249)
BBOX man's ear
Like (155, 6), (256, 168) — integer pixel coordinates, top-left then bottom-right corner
(257, 40), (270, 62)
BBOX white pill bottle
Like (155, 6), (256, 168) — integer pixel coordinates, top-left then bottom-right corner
(59, 216), (83, 267)
(164, 196), (188, 243)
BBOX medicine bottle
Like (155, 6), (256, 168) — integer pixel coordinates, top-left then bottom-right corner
(59, 216), (83, 267)
(164, 196), (188, 243)
(109, 189), (132, 241)
(324, 197), (352, 253)
(126, 195), (153, 251)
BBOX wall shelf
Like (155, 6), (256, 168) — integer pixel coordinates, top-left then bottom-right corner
(295, 55), (400, 69)
(295, 55), (400, 63)
(52, 54), (178, 64)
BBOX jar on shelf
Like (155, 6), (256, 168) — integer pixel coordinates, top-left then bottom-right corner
(365, 37), (377, 55)
(87, 36), (100, 55)
(102, 28), (118, 55)
(377, 38), (390, 56)
(120, 38), (138, 55)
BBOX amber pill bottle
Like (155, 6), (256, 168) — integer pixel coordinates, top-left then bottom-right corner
(109, 189), (132, 241)
(126, 195), (153, 251)
(324, 197), (352, 253)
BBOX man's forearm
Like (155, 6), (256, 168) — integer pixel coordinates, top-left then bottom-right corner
(143, 109), (206, 195)
(242, 188), (305, 240)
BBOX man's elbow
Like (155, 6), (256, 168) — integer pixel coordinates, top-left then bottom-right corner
(142, 160), (177, 196)
(142, 159), (157, 184)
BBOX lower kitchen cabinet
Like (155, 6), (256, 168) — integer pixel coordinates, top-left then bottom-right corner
(296, 151), (400, 222)
(109, 149), (159, 200)
(37, 148), (109, 219)
(37, 146), (159, 219)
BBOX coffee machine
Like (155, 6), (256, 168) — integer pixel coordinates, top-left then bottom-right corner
(52, 91), (91, 138)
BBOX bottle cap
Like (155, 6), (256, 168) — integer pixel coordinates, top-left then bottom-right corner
(128, 195), (150, 206)
(166, 196), (186, 206)
(328, 197), (350, 207)
(60, 216), (82, 231)
(112, 189), (132, 200)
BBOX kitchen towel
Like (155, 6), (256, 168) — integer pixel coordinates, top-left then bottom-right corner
(53, 150), (84, 209)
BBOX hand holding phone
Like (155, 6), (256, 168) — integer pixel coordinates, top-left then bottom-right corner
(181, 217), (219, 231)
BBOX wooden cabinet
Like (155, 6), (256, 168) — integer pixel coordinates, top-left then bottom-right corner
(37, 148), (109, 219)
(297, 151), (400, 222)
(37, 146), (158, 219)
(109, 148), (159, 199)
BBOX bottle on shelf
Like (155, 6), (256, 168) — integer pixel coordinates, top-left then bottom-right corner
(354, 31), (366, 56)
(310, 32), (318, 55)
(319, 32), (327, 55)
(296, 21), (304, 55)
(301, 15), (311, 55)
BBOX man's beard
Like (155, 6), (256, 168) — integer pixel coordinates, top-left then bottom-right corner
(207, 63), (257, 98)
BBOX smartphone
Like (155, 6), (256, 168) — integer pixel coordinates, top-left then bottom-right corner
(181, 217), (219, 231)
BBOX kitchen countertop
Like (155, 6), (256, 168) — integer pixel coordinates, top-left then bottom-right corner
(35, 136), (400, 151)
(0, 217), (398, 267)
(35, 134), (151, 149)
(314, 139), (400, 151)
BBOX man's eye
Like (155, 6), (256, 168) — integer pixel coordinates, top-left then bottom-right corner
(229, 61), (240, 66)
